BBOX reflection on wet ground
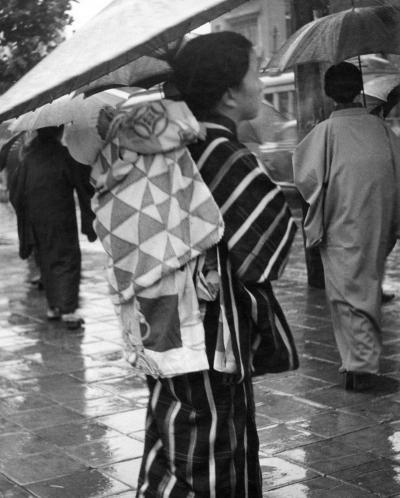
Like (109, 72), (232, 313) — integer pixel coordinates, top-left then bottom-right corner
(0, 202), (399, 497)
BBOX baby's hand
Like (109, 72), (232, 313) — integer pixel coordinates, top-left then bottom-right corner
(95, 174), (108, 194)
(205, 270), (219, 300)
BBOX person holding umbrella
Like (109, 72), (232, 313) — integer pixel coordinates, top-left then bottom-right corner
(293, 62), (400, 391)
(20, 126), (97, 329)
(363, 75), (400, 305)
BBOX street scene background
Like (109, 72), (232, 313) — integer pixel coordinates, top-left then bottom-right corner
(0, 199), (400, 497)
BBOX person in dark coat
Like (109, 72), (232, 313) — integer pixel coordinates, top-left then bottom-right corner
(19, 126), (97, 329)
(1, 131), (43, 287)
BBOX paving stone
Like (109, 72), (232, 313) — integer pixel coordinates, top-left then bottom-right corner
(69, 365), (131, 384)
(0, 359), (56, 380)
(0, 393), (56, 415)
(96, 409), (147, 435)
(258, 423), (323, 455)
(0, 473), (37, 497)
(34, 421), (122, 448)
(265, 477), (376, 497)
(0, 450), (87, 485)
(93, 375), (148, 404)
(65, 434), (144, 467)
(24, 351), (101, 374)
(295, 358), (343, 383)
(25, 469), (130, 498)
(260, 456), (320, 490)
(1, 205), (400, 496)
(343, 396), (400, 423)
(44, 384), (111, 404)
(333, 421), (400, 461)
(291, 409), (372, 438)
(277, 438), (378, 475)
(254, 372), (333, 396)
(256, 392), (327, 423)
(67, 396), (134, 418)
(0, 378), (34, 399)
(98, 458), (142, 488)
(331, 458), (400, 496)
(0, 432), (57, 461)
(0, 416), (23, 435)
(298, 385), (380, 409)
(9, 405), (84, 430)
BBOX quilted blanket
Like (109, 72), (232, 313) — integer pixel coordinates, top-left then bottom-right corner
(93, 99), (224, 377)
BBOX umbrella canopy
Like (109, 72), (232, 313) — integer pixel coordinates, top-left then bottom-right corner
(8, 86), (159, 132)
(0, 121), (17, 148)
(363, 74), (400, 101)
(0, 0), (247, 122)
(267, 5), (400, 71)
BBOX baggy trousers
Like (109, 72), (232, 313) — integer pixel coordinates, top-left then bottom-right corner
(320, 245), (382, 374)
(136, 370), (262, 498)
(31, 220), (81, 314)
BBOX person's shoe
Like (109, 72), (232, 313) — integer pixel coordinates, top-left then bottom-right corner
(30, 278), (44, 291)
(344, 371), (376, 391)
(381, 292), (395, 305)
(61, 312), (84, 330)
(47, 307), (61, 320)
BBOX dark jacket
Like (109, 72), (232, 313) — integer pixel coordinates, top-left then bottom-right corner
(10, 135), (96, 258)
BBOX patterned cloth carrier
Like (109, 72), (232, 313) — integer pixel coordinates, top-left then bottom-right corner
(93, 99), (224, 377)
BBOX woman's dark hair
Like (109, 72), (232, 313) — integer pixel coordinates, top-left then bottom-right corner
(170, 31), (253, 119)
(324, 62), (363, 103)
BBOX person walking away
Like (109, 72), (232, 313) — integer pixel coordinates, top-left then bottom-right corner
(364, 81), (400, 304)
(293, 62), (400, 390)
(1, 131), (43, 288)
(21, 126), (97, 329)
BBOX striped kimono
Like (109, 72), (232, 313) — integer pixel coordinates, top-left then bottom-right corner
(137, 114), (297, 498)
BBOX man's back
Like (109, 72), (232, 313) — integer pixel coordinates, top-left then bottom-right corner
(24, 137), (75, 223)
(294, 106), (399, 251)
(322, 107), (396, 248)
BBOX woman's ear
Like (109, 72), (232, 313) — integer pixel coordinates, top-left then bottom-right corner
(219, 88), (237, 111)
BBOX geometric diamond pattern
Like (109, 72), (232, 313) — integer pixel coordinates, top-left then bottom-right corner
(93, 100), (224, 302)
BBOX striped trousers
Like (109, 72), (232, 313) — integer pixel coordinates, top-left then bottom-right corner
(136, 371), (262, 497)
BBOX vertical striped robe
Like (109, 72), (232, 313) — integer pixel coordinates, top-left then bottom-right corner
(136, 114), (297, 498)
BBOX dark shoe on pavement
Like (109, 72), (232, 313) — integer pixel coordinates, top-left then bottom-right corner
(30, 278), (44, 291)
(381, 292), (395, 305)
(47, 307), (61, 321)
(61, 312), (84, 330)
(344, 371), (375, 391)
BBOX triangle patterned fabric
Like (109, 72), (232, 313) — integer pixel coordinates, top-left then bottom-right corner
(93, 100), (224, 303)
(91, 100), (224, 377)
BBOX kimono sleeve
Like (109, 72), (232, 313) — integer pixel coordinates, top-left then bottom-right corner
(67, 155), (97, 241)
(205, 142), (296, 282)
(386, 124), (400, 242)
(293, 121), (331, 247)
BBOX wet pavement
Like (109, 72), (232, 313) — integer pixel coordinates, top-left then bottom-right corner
(0, 200), (400, 498)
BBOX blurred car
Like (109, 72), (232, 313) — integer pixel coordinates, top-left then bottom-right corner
(258, 119), (297, 183)
(238, 102), (297, 184)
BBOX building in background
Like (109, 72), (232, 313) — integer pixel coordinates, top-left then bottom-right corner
(211, 0), (293, 65)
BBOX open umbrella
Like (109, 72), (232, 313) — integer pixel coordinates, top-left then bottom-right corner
(267, 5), (400, 72)
(364, 74), (400, 100)
(0, 0), (248, 122)
(8, 86), (160, 132)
